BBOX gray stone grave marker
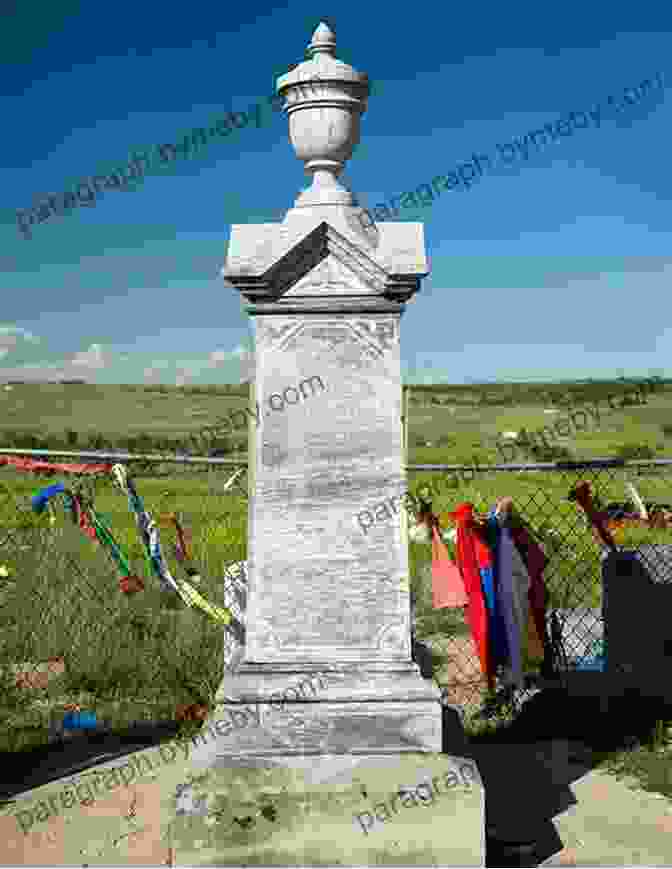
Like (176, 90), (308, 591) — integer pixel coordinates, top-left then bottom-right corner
(184, 24), (484, 864)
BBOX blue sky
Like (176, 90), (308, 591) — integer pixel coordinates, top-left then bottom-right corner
(2, 1), (671, 386)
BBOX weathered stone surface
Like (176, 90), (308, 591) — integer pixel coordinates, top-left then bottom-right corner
(246, 314), (410, 661)
(170, 753), (485, 866)
(191, 27), (479, 807)
(0, 747), (483, 865)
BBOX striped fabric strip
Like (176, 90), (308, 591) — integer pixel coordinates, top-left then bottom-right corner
(111, 464), (180, 593)
(0, 454), (112, 475)
(110, 464), (233, 624)
(88, 506), (133, 579)
(173, 580), (232, 625)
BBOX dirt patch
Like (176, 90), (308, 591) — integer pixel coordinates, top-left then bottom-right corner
(12, 658), (65, 691)
(440, 635), (488, 708)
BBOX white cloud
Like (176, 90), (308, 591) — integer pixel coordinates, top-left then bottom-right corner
(0, 341), (115, 382)
(0, 368), (61, 382)
(142, 359), (174, 382)
(70, 343), (109, 369)
(175, 365), (193, 387)
(0, 341), (257, 386)
(0, 325), (40, 343)
(237, 349), (255, 384)
(0, 336), (18, 356)
(0, 325), (42, 364)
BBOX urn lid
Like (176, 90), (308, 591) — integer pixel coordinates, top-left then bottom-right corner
(276, 22), (369, 96)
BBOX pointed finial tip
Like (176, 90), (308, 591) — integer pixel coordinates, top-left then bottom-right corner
(308, 21), (336, 55)
(312, 21), (335, 40)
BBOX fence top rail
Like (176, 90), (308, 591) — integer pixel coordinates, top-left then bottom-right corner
(0, 448), (670, 472)
(0, 448), (245, 466)
(407, 458), (672, 472)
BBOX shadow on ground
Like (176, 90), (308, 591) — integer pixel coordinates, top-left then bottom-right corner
(0, 719), (182, 803)
(455, 680), (672, 867)
(1, 672), (669, 868)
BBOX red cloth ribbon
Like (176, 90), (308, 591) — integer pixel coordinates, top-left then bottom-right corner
(510, 525), (548, 655)
(447, 503), (476, 524)
(570, 481), (616, 550)
(69, 493), (99, 543)
(431, 525), (468, 609)
(0, 455), (113, 475)
(159, 512), (192, 562)
(176, 703), (209, 721)
(119, 575), (145, 594)
(446, 503), (493, 681)
(417, 504), (439, 529)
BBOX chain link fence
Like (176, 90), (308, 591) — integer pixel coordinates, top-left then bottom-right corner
(407, 458), (672, 719)
(0, 449), (249, 735)
(1, 449), (671, 729)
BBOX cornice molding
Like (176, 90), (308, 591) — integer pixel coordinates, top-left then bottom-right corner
(224, 222), (425, 311)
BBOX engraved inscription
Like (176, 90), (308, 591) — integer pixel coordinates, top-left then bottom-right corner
(251, 315), (408, 659)
(351, 318), (398, 353)
(257, 321), (302, 348)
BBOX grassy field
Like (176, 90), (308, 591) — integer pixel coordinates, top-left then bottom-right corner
(0, 468), (247, 751)
(406, 379), (672, 465)
(1, 379), (671, 764)
(0, 378), (670, 463)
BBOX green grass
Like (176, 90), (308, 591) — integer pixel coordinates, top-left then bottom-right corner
(0, 469), (247, 751)
(1, 462), (670, 747)
(593, 720), (672, 799)
(1, 379), (672, 801)
(406, 393), (672, 465)
(1, 378), (671, 462)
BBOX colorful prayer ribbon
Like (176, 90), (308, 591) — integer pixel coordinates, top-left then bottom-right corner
(111, 464), (232, 624)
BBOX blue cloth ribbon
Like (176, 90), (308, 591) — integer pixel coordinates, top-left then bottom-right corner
(31, 483), (66, 514)
(62, 710), (98, 730)
(487, 510), (513, 671)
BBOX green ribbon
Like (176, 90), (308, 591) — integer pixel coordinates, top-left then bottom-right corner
(88, 506), (132, 578)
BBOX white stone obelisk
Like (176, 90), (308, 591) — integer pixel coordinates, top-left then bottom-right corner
(191, 21), (447, 772)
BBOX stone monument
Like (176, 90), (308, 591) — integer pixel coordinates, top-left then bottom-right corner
(191, 18), (442, 762)
(180, 23), (484, 864)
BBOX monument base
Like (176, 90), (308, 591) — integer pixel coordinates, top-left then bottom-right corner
(187, 662), (445, 769)
(170, 752), (485, 866)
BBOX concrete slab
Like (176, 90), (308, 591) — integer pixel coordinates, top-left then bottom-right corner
(168, 752), (485, 866)
(0, 743), (485, 866)
(0, 742), (187, 865)
(541, 768), (672, 867)
(4, 730), (672, 867)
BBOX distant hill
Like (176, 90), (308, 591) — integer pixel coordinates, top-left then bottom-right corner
(0, 379), (668, 461)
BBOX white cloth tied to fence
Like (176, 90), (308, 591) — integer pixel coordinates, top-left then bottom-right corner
(409, 522), (456, 544)
(547, 608), (603, 665)
(222, 559), (248, 671)
(630, 543), (672, 584)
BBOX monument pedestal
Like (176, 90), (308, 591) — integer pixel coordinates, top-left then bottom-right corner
(192, 21), (470, 779)
(177, 24), (484, 863)
(188, 662), (440, 771)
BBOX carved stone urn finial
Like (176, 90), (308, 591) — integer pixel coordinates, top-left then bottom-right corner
(276, 22), (370, 208)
